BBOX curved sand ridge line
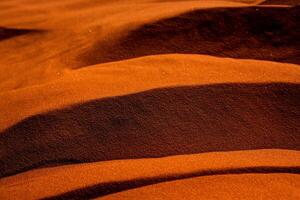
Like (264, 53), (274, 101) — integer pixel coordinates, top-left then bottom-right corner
(79, 5), (300, 66)
(1, 54), (300, 132)
(0, 0), (250, 91)
(0, 1), (299, 199)
(1, 81), (300, 178)
(101, 173), (300, 200)
(0, 149), (299, 199)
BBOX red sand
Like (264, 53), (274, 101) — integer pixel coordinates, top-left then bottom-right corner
(102, 173), (300, 200)
(0, 0), (299, 199)
(1, 149), (299, 199)
(81, 6), (300, 66)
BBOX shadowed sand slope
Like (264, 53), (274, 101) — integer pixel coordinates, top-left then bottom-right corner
(0, 0), (252, 91)
(1, 83), (300, 178)
(1, 54), (300, 132)
(80, 6), (300, 66)
(1, 150), (299, 199)
(0, 0), (300, 199)
(0, 27), (38, 41)
(261, 0), (300, 5)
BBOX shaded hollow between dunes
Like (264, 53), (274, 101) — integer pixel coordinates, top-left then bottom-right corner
(260, 0), (300, 6)
(79, 6), (300, 67)
(1, 83), (300, 178)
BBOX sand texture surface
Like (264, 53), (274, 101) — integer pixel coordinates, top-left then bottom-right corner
(0, 0), (299, 199)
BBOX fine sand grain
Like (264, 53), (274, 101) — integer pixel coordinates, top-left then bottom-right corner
(0, 0), (299, 199)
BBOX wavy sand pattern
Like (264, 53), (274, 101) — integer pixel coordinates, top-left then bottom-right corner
(0, 0), (299, 199)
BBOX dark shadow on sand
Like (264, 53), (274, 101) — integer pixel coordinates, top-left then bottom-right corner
(0, 27), (41, 41)
(1, 83), (300, 178)
(79, 6), (300, 66)
(260, 0), (300, 6)
(43, 166), (300, 200)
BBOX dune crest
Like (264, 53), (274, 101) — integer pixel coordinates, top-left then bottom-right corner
(1, 54), (300, 132)
(1, 82), (300, 178)
(0, 0), (299, 199)
(80, 6), (300, 66)
(101, 173), (300, 200)
(1, 149), (299, 199)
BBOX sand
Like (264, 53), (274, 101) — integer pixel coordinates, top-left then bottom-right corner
(101, 173), (300, 200)
(1, 54), (300, 132)
(1, 149), (299, 199)
(0, 0), (299, 199)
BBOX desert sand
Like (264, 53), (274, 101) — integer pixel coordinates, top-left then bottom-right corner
(0, 0), (299, 199)
(1, 149), (300, 199)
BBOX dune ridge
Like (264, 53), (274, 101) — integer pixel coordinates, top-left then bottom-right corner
(1, 82), (300, 178)
(0, 0), (250, 91)
(1, 54), (300, 132)
(80, 6), (300, 66)
(0, 0), (299, 199)
(44, 168), (300, 200)
(0, 149), (299, 199)
(101, 173), (300, 200)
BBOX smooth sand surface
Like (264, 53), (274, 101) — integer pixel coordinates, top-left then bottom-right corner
(0, 0), (252, 92)
(1, 54), (300, 132)
(0, 0), (299, 199)
(101, 173), (300, 200)
(1, 149), (299, 199)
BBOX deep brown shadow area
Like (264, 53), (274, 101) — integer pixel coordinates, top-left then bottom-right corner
(1, 83), (300, 178)
(0, 27), (39, 41)
(80, 6), (300, 66)
(43, 166), (300, 200)
(261, 0), (300, 6)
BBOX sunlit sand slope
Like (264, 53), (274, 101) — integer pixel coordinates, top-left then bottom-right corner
(102, 174), (300, 200)
(0, 0), (251, 91)
(1, 81), (300, 178)
(0, 149), (299, 199)
(1, 54), (300, 132)
(0, 0), (299, 199)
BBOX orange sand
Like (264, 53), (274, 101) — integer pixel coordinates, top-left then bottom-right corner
(102, 174), (300, 200)
(1, 149), (299, 199)
(1, 54), (300, 132)
(0, 0), (299, 199)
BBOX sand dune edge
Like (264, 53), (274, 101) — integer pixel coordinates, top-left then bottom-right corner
(0, 149), (299, 199)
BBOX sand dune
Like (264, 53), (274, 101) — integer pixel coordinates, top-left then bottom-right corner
(0, 149), (299, 199)
(0, 0), (299, 199)
(1, 82), (300, 178)
(102, 173), (300, 200)
(81, 6), (300, 66)
(1, 54), (300, 132)
(0, 0), (250, 91)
